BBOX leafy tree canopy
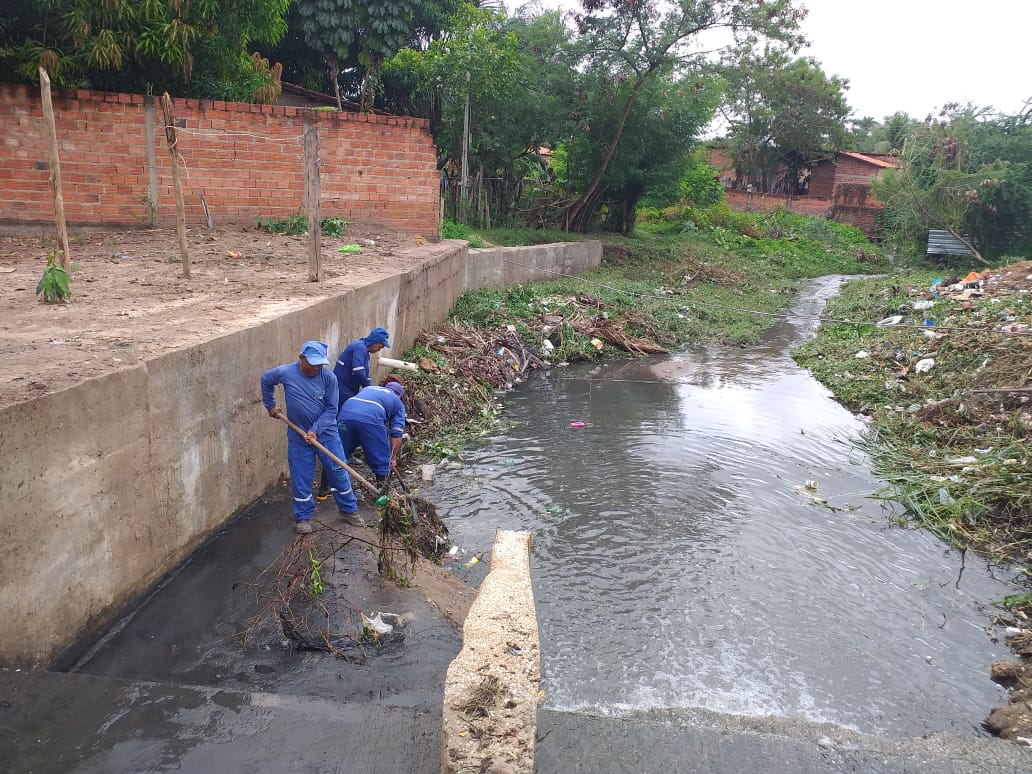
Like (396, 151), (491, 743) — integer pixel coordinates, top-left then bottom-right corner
(718, 46), (850, 193)
(0, 0), (289, 99)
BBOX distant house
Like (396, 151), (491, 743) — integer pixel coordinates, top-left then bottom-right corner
(705, 145), (903, 237)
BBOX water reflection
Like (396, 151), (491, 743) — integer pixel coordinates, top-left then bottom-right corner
(432, 277), (1015, 737)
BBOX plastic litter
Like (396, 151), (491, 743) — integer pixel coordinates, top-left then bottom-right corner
(914, 358), (936, 373)
(854, 351), (869, 359)
(361, 612), (394, 636)
(569, 421), (586, 428)
(542, 339), (555, 353)
(448, 545), (459, 556)
(337, 244), (362, 253)
(469, 556), (480, 565)
(913, 300), (935, 311)
(877, 315), (903, 327)
(805, 480), (818, 490)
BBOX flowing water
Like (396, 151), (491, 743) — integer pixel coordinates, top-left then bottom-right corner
(431, 276), (1017, 738)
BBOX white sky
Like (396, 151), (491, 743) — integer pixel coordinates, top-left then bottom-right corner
(520, 0), (1032, 121)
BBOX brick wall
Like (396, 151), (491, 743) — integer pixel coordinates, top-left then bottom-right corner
(0, 82), (440, 236)
(725, 189), (832, 217)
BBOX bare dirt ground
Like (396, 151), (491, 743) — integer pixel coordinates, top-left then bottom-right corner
(0, 223), (435, 409)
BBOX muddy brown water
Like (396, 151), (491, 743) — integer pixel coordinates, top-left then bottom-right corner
(432, 277), (1019, 741)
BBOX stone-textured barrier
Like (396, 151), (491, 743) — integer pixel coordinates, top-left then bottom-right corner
(441, 530), (540, 774)
(0, 240), (598, 668)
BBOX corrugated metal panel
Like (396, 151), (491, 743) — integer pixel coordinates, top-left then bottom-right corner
(926, 229), (975, 256)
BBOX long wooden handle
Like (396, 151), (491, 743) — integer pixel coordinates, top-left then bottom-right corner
(275, 414), (378, 495)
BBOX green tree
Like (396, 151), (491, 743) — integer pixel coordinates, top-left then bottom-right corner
(0, 0), (288, 98)
(559, 0), (806, 231)
(383, 7), (571, 225)
(564, 75), (719, 233)
(719, 47), (849, 193)
(872, 103), (1030, 263)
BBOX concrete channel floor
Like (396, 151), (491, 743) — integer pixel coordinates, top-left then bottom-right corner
(535, 707), (1032, 773)
(0, 487), (467, 773)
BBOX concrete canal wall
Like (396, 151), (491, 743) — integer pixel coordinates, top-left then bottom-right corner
(0, 239), (600, 669)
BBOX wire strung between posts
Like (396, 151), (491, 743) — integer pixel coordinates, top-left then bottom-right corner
(488, 253), (1032, 337)
(160, 124), (305, 144)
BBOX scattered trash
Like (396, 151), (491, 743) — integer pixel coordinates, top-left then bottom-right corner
(877, 315), (903, 327)
(923, 318), (935, 327)
(914, 358), (936, 373)
(938, 487), (956, 506)
(541, 339), (555, 354)
(913, 300), (935, 311)
(590, 337), (604, 351)
(226, 251), (242, 259)
(805, 480), (818, 490)
(361, 612), (394, 636)
(569, 421), (586, 429)
(50, 338), (64, 345)
(337, 244), (362, 253)
(854, 351), (869, 359)
(420, 464), (435, 482)
(448, 545), (459, 556)
(469, 556), (480, 565)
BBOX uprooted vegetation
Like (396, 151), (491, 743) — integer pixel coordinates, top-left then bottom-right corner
(793, 261), (1032, 561)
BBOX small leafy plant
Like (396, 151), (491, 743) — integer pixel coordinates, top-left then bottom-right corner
(256, 213), (309, 235)
(321, 217), (348, 237)
(306, 548), (325, 598)
(36, 252), (71, 303)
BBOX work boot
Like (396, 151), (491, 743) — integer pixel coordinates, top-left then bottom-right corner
(294, 520), (313, 534)
(374, 474), (390, 497)
(315, 470), (331, 501)
(340, 510), (366, 528)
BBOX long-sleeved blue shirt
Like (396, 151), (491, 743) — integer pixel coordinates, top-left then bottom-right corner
(332, 339), (371, 406)
(260, 362), (340, 436)
(338, 385), (406, 438)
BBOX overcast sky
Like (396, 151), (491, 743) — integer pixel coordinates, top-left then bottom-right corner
(521, 0), (1032, 121)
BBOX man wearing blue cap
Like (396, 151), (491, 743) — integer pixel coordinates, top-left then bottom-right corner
(317, 326), (391, 499)
(333, 326), (391, 404)
(260, 341), (363, 534)
(338, 380), (407, 490)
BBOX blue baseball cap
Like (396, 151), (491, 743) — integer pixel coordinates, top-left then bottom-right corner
(300, 340), (330, 366)
(367, 327), (391, 348)
(385, 381), (404, 397)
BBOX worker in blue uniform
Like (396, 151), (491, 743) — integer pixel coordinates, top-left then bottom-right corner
(333, 326), (391, 403)
(337, 381), (407, 490)
(317, 326), (391, 499)
(261, 341), (363, 533)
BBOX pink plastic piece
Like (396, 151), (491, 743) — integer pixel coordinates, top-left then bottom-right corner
(569, 421), (586, 429)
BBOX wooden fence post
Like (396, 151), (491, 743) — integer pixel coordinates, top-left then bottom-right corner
(303, 120), (322, 282)
(38, 68), (70, 269)
(160, 93), (191, 278)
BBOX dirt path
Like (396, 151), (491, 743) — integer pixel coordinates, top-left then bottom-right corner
(0, 224), (432, 408)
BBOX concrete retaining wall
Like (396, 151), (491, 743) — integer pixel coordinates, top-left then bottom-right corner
(0, 239), (599, 669)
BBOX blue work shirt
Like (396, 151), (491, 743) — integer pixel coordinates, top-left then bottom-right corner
(260, 362), (340, 436)
(332, 339), (371, 406)
(338, 385), (406, 437)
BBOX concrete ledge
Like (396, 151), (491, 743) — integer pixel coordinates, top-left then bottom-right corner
(441, 529), (541, 774)
(0, 240), (598, 668)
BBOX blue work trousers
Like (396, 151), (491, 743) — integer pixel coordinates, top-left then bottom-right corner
(286, 429), (358, 521)
(338, 419), (392, 477)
